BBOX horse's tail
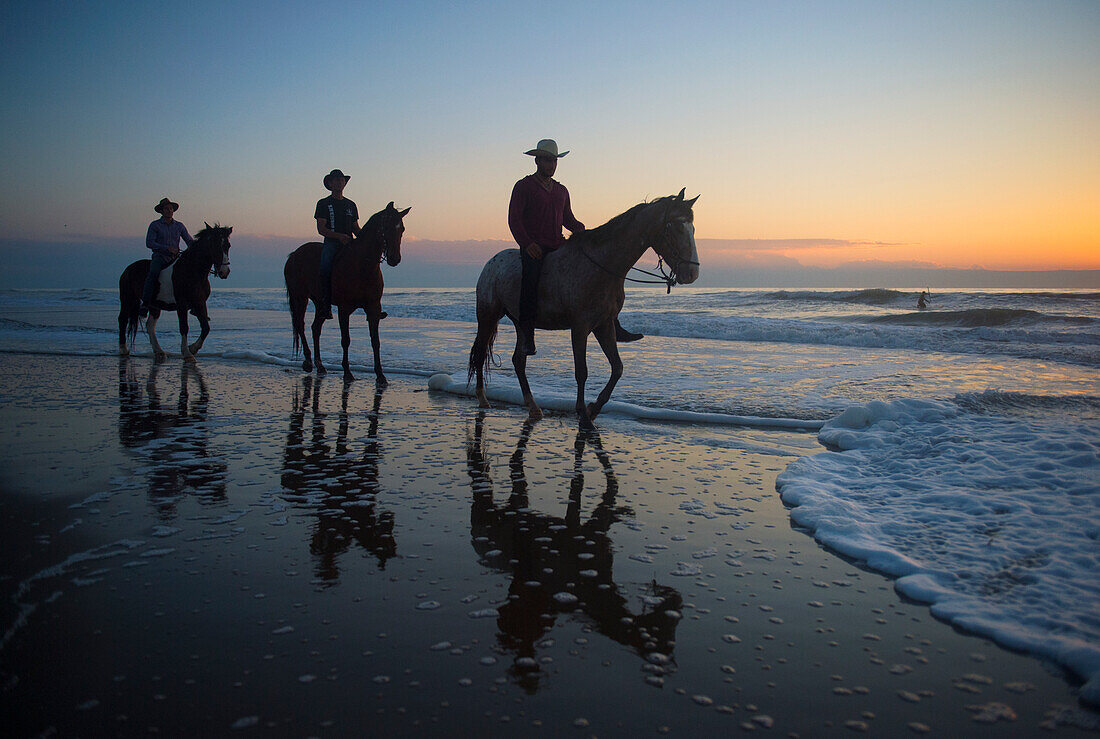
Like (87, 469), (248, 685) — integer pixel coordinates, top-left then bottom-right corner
(467, 318), (498, 386)
(119, 263), (142, 349)
(284, 261), (306, 358)
(286, 279), (299, 357)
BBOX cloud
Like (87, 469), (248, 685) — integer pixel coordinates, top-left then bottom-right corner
(697, 238), (909, 253)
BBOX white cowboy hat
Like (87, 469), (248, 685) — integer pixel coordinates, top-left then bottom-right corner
(524, 139), (569, 158)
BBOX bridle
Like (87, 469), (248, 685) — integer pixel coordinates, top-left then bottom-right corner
(579, 218), (699, 294)
(200, 233), (231, 276)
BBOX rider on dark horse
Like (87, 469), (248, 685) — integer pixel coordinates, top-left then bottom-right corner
(508, 139), (642, 356)
(140, 197), (194, 318)
(314, 169), (361, 321)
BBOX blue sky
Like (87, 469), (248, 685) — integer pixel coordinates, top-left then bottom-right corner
(1, 0), (1097, 286)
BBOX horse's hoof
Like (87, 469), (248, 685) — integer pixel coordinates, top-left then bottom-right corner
(119, 346), (129, 357)
(154, 352), (167, 363)
(302, 362), (312, 372)
(343, 373), (356, 383)
(528, 406), (543, 421)
(183, 354), (197, 364)
(478, 400), (492, 409)
(579, 414), (596, 430)
(188, 343), (202, 354)
(375, 375), (388, 386)
(317, 365), (327, 375)
(586, 403), (601, 419)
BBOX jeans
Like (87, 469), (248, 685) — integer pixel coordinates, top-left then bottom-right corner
(519, 249), (542, 323)
(141, 252), (174, 306)
(319, 239), (340, 308)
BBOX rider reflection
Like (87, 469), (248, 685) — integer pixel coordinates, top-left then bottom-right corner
(116, 358), (227, 520)
(466, 413), (682, 694)
(281, 376), (395, 583)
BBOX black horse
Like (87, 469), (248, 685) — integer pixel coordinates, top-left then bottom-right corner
(118, 224), (232, 361)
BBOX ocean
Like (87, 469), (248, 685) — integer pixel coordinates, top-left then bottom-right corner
(1, 284), (1098, 702)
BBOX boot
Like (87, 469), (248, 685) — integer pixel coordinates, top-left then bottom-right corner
(615, 318), (643, 343)
(520, 321), (536, 356)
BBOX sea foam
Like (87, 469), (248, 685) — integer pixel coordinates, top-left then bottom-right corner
(776, 397), (1100, 705)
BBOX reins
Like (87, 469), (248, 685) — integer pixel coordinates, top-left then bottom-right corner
(577, 220), (699, 294)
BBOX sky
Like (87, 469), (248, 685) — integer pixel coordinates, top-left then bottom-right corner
(0, 0), (1097, 287)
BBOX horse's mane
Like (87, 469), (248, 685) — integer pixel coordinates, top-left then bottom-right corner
(193, 223), (231, 241)
(568, 195), (677, 247)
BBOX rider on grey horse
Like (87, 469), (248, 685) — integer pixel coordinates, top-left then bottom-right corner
(508, 139), (643, 355)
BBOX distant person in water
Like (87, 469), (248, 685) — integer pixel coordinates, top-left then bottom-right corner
(314, 169), (360, 320)
(140, 198), (195, 318)
(917, 290), (930, 310)
(507, 138), (642, 355)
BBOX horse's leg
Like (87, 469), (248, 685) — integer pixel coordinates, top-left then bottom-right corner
(178, 308), (197, 363)
(511, 323), (542, 421)
(311, 309), (326, 374)
(147, 311), (167, 362)
(338, 308), (355, 383)
(188, 304), (211, 356)
(366, 307), (387, 386)
(587, 322), (623, 421)
(571, 327), (594, 429)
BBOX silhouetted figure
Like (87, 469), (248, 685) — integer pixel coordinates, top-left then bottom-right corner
(917, 290), (930, 310)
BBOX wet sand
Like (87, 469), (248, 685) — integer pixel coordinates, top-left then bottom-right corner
(1, 352), (1096, 736)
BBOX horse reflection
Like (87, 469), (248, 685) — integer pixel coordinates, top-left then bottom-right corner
(466, 414), (682, 693)
(117, 358), (227, 520)
(281, 376), (395, 582)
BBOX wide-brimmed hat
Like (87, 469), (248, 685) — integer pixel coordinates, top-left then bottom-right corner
(323, 169), (350, 189)
(154, 197), (179, 214)
(524, 139), (568, 158)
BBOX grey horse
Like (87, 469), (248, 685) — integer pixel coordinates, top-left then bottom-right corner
(468, 189), (700, 428)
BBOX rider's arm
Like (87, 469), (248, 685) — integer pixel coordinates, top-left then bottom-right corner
(316, 217), (349, 243)
(508, 180), (539, 257)
(146, 221), (171, 257)
(563, 190), (584, 234)
(179, 223), (195, 248)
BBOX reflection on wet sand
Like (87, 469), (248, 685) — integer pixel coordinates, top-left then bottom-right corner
(117, 358), (227, 519)
(466, 413), (682, 693)
(281, 376), (395, 583)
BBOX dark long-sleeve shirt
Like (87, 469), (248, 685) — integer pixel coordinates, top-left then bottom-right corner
(508, 175), (584, 254)
(146, 218), (195, 259)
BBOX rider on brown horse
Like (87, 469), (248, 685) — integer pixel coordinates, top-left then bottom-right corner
(140, 197), (194, 318)
(314, 169), (361, 321)
(508, 139), (642, 355)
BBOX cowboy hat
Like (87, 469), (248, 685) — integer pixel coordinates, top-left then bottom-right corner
(154, 197), (179, 214)
(524, 139), (569, 158)
(323, 169), (351, 189)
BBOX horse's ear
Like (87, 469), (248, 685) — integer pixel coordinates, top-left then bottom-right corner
(227, 226), (233, 234)
(205, 221), (211, 229)
(676, 188), (685, 201)
(398, 207), (411, 217)
(387, 201), (395, 211)
(686, 195), (699, 208)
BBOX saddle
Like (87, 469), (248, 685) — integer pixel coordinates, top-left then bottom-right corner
(152, 263), (178, 309)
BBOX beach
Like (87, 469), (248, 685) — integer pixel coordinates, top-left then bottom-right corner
(1, 290), (1098, 735)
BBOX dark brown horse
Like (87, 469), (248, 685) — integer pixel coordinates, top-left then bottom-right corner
(118, 224), (233, 361)
(284, 202), (410, 384)
(468, 190), (699, 428)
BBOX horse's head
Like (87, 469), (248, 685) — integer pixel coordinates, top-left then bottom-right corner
(200, 222), (233, 279)
(654, 189), (699, 285)
(368, 202), (412, 267)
